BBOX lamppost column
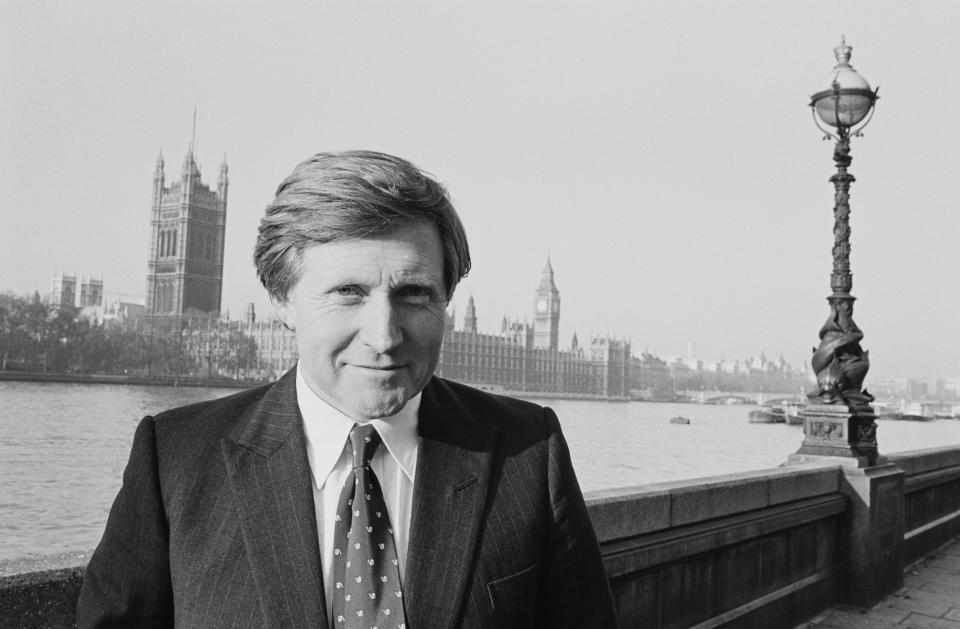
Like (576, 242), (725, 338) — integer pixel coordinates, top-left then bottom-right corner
(830, 134), (855, 298)
(787, 41), (908, 609)
(793, 39), (880, 467)
(799, 132), (878, 465)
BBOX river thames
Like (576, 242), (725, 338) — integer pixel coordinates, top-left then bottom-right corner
(2, 380), (958, 562)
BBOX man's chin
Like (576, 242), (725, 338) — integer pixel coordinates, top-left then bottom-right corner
(347, 391), (410, 420)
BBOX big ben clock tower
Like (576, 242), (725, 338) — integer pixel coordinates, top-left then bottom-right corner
(533, 256), (560, 351)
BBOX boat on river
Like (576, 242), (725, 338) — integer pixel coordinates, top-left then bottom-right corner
(748, 407), (787, 423)
(750, 398), (806, 425)
(878, 412), (934, 422)
(784, 402), (805, 425)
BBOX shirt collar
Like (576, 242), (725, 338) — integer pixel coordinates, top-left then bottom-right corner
(296, 365), (420, 490)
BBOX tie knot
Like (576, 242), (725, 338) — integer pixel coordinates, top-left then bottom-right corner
(348, 423), (381, 469)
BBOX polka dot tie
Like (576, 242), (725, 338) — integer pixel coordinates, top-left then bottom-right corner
(331, 424), (407, 629)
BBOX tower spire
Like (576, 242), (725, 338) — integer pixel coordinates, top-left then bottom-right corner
(190, 106), (197, 154)
(538, 255), (557, 291)
(182, 109), (200, 178)
(464, 294), (478, 333)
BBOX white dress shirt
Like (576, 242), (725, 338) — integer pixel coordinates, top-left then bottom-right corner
(295, 367), (420, 621)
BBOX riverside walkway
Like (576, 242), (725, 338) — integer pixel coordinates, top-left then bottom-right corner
(800, 537), (960, 629)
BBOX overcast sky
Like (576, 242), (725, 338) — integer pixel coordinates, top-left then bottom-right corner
(2, 1), (958, 380)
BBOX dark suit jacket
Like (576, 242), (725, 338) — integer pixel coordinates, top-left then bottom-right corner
(77, 370), (617, 628)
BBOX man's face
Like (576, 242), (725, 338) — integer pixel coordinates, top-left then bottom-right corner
(274, 221), (448, 420)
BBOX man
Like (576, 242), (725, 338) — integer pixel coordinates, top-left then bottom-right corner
(78, 150), (617, 628)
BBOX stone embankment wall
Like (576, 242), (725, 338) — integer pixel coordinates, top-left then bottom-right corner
(887, 447), (960, 564)
(3, 447), (959, 628)
(586, 445), (960, 628)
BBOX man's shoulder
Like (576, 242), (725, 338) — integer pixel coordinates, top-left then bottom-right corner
(430, 377), (545, 415)
(147, 380), (281, 446)
(153, 381), (274, 423)
(427, 377), (558, 441)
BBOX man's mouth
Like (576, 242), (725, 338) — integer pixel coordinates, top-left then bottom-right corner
(352, 364), (405, 371)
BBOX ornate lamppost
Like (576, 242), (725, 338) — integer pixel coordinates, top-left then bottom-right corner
(795, 38), (881, 466)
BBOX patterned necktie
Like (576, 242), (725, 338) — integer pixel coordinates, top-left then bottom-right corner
(331, 423), (407, 629)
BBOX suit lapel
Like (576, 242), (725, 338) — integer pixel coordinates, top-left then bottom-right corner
(222, 369), (328, 629)
(404, 378), (498, 628)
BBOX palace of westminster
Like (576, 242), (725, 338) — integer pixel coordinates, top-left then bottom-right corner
(48, 143), (806, 398)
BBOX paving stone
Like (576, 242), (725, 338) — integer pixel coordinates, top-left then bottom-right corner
(905, 572), (932, 589)
(817, 605), (909, 628)
(919, 566), (960, 583)
(814, 539), (960, 628)
(899, 613), (960, 629)
(887, 588), (955, 618)
(925, 554), (960, 569)
(918, 580), (960, 599)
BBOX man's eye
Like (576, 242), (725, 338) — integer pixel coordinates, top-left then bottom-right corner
(334, 286), (362, 297)
(399, 286), (434, 302)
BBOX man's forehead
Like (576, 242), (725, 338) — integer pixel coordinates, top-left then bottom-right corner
(298, 226), (444, 281)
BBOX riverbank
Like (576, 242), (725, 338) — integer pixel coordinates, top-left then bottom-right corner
(0, 370), (265, 390)
(0, 371), (636, 401)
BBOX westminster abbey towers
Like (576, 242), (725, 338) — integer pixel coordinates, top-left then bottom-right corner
(145, 143), (228, 317)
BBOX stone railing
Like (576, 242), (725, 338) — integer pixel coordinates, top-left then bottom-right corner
(0, 551), (88, 628)
(585, 445), (960, 628)
(886, 447), (960, 564)
(3, 446), (959, 628)
(586, 463), (846, 628)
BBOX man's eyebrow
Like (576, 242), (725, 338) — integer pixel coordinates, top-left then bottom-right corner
(394, 270), (443, 285)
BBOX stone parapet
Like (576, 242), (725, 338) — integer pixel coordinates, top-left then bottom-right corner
(887, 446), (960, 565)
(0, 551), (90, 629)
(587, 464), (848, 628)
(3, 447), (960, 628)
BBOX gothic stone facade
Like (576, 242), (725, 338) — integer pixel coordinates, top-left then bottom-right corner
(145, 147), (228, 317)
(242, 261), (631, 399)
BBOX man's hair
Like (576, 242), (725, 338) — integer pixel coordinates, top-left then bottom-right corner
(254, 150), (471, 302)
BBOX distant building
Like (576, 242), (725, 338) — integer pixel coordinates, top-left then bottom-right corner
(101, 294), (145, 323)
(50, 272), (103, 312)
(435, 259), (630, 398)
(238, 261), (631, 397)
(78, 277), (103, 307)
(533, 257), (560, 351)
(145, 139), (228, 317)
(50, 272), (76, 310)
(242, 303), (298, 379)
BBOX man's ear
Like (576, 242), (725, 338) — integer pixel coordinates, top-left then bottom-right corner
(271, 296), (295, 331)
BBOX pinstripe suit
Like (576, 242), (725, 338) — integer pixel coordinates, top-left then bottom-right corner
(77, 369), (617, 628)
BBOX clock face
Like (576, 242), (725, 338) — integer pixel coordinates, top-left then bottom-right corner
(536, 299), (547, 313)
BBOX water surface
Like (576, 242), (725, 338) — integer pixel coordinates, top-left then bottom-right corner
(2, 381), (957, 562)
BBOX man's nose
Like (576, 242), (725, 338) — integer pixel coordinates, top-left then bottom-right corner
(359, 297), (403, 354)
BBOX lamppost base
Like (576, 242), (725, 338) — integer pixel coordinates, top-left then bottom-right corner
(791, 402), (878, 467)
